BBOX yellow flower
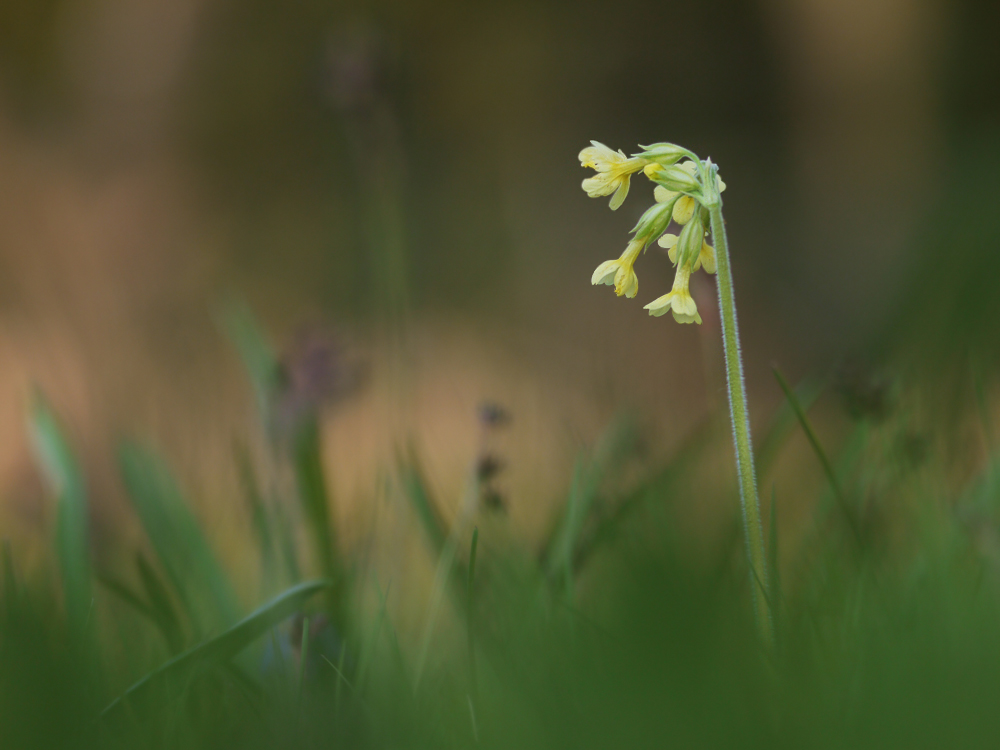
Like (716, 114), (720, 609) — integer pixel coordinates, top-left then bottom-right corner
(653, 185), (674, 204)
(591, 238), (643, 298)
(672, 196), (697, 225)
(649, 160), (726, 225)
(644, 264), (702, 324)
(657, 234), (717, 274)
(579, 141), (648, 211)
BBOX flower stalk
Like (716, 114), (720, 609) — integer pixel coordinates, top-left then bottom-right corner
(580, 142), (772, 646)
(707, 193), (773, 648)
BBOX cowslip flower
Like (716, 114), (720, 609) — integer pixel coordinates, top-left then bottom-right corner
(579, 141), (772, 648)
(647, 160), (725, 225)
(591, 238), (643, 298)
(580, 141), (727, 326)
(590, 198), (673, 298)
(657, 233), (717, 274)
(643, 264), (701, 324)
(579, 142), (648, 210)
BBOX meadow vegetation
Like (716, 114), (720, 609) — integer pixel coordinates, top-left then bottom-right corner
(3, 286), (1000, 748)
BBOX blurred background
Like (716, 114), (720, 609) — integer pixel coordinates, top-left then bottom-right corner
(1, 0), (998, 576)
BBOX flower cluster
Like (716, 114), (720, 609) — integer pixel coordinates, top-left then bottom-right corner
(579, 141), (725, 324)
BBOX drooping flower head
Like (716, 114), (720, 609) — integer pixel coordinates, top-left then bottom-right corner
(579, 141), (648, 211)
(580, 140), (726, 325)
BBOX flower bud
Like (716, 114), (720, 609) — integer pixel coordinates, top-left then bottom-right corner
(631, 200), (674, 244)
(647, 164), (701, 194)
(676, 212), (704, 270)
(634, 142), (694, 166)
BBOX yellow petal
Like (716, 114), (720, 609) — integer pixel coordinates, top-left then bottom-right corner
(614, 266), (638, 298)
(700, 243), (717, 274)
(643, 163), (664, 179)
(673, 293), (697, 316)
(582, 173), (615, 198)
(653, 186), (677, 204)
(672, 310), (702, 325)
(672, 196), (696, 225)
(644, 293), (673, 317)
(657, 233), (679, 249)
(579, 141), (619, 170)
(591, 260), (619, 286)
(608, 175), (631, 210)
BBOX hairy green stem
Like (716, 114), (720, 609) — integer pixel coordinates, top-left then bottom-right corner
(708, 201), (773, 647)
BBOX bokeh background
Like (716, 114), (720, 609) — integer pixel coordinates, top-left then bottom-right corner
(1, 0), (998, 580)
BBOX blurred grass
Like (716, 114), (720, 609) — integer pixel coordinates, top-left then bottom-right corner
(6, 316), (1000, 749)
(28, 392), (92, 641)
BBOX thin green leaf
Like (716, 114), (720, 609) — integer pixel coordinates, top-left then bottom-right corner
(298, 616), (311, 711)
(356, 579), (391, 694)
(118, 441), (241, 635)
(467, 527), (479, 698)
(100, 580), (330, 722)
(217, 300), (281, 429)
(756, 376), (827, 478)
(567, 416), (715, 578)
(768, 485), (781, 616)
(293, 418), (340, 593)
(773, 366), (863, 544)
(28, 392), (92, 636)
(399, 447), (449, 555)
(99, 575), (155, 622)
(2, 540), (19, 615)
(135, 552), (186, 651)
(543, 415), (640, 594)
(234, 442), (278, 588)
(100, 572), (183, 654)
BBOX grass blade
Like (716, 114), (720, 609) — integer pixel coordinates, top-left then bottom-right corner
(466, 527), (479, 698)
(756, 376), (827, 478)
(2, 540), (19, 615)
(399, 448), (449, 556)
(292, 418), (341, 601)
(100, 580), (331, 722)
(218, 300), (281, 430)
(773, 366), (863, 544)
(28, 392), (92, 637)
(135, 552), (186, 651)
(118, 441), (241, 635)
(566, 416), (714, 579)
(234, 442), (278, 589)
(297, 615), (311, 712)
(543, 416), (640, 596)
(768, 485), (781, 643)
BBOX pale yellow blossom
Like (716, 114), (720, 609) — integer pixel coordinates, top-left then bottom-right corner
(579, 141), (648, 211)
(591, 238), (643, 298)
(657, 233), (717, 274)
(672, 196), (697, 225)
(643, 264), (702, 324)
(648, 160), (726, 225)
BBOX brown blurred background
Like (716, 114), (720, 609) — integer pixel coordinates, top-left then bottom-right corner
(0, 0), (997, 566)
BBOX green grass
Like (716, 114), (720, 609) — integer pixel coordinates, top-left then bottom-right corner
(4, 310), (1000, 749)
